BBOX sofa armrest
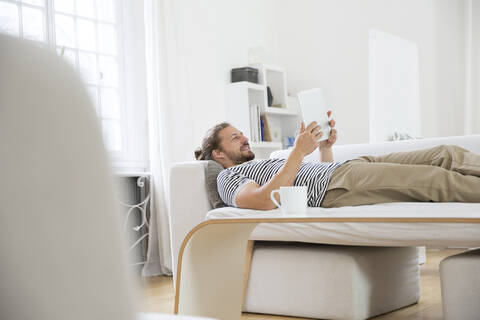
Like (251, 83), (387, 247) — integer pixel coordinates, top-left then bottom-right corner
(169, 161), (212, 279)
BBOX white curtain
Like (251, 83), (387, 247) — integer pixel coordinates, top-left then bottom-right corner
(141, 0), (180, 276)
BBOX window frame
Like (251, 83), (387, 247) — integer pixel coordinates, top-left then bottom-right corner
(0, 0), (149, 170)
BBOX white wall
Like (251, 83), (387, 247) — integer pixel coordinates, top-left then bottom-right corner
(164, 0), (470, 162)
(467, 0), (480, 133)
(275, 0), (466, 144)
(432, 0), (467, 138)
(163, 0), (281, 163)
(475, 1), (480, 132)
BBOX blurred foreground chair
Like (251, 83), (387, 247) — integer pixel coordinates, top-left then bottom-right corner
(0, 34), (215, 320)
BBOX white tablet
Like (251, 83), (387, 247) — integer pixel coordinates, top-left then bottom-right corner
(297, 88), (331, 141)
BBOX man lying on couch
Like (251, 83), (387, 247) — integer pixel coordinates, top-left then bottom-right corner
(194, 112), (480, 209)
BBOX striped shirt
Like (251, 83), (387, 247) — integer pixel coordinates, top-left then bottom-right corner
(217, 158), (344, 207)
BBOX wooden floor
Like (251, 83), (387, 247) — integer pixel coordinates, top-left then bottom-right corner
(139, 248), (464, 319)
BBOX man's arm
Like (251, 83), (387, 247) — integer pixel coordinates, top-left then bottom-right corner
(318, 110), (338, 162)
(235, 122), (321, 210)
(320, 147), (334, 162)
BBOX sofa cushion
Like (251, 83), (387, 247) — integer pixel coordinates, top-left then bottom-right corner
(205, 160), (227, 209)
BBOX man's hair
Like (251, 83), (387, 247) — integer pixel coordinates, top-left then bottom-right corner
(194, 122), (231, 160)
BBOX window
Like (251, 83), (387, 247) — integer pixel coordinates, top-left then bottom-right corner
(0, 0), (144, 164)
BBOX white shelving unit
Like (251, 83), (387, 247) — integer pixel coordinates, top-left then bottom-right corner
(250, 141), (282, 149)
(225, 64), (301, 160)
(264, 106), (298, 116)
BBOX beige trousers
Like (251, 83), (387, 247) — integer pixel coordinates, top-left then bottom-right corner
(321, 145), (480, 208)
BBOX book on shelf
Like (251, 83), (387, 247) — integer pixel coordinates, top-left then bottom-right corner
(260, 114), (272, 142)
(249, 104), (261, 141)
(249, 106), (273, 143)
(260, 115), (264, 141)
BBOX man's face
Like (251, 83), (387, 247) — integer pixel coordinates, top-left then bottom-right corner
(216, 126), (255, 165)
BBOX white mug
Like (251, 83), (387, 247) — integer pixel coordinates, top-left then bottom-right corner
(270, 186), (308, 215)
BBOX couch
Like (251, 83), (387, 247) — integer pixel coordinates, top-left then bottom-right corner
(169, 134), (480, 319)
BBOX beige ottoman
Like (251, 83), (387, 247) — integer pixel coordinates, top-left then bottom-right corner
(440, 248), (480, 320)
(243, 242), (420, 320)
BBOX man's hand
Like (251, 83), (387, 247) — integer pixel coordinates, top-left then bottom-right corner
(319, 110), (338, 149)
(293, 121), (321, 157)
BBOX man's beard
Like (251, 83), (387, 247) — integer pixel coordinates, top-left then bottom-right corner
(225, 148), (255, 165)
